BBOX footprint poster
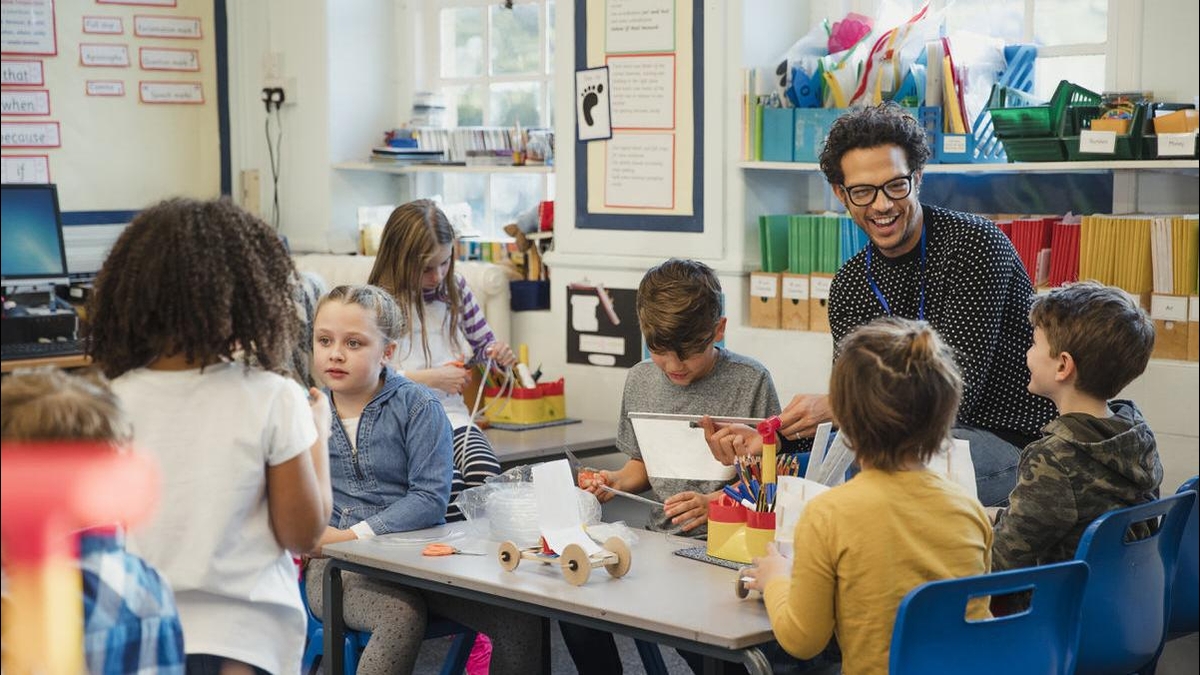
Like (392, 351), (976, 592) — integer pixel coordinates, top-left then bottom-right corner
(575, 66), (612, 142)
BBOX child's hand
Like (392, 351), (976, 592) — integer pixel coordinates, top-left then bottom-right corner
(664, 491), (709, 532)
(424, 364), (472, 395)
(742, 542), (791, 591)
(485, 341), (517, 368)
(579, 469), (613, 501)
(699, 416), (760, 465)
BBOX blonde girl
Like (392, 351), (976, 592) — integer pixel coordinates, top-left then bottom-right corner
(368, 200), (516, 519)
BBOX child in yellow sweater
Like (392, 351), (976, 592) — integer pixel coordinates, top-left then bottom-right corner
(742, 317), (992, 675)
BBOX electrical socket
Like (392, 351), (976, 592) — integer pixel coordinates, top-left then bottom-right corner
(262, 76), (297, 107)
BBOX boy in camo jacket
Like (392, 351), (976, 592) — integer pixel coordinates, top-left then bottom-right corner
(991, 281), (1163, 571)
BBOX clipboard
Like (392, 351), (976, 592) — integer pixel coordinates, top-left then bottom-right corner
(627, 412), (742, 481)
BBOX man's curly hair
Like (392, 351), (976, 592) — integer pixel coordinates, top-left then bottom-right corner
(818, 103), (932, 187)
(87, 197), (301, 379)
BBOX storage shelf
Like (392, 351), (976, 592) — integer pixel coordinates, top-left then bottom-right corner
(334, 160), (554, 175)
(738, 159), (1200, 173)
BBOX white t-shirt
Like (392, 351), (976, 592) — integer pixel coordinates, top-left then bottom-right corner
(113, 362), (316, 674)
(392, 301), (474, 428)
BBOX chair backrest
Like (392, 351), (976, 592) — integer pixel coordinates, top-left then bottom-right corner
(1074, 490), (1196, 675)
(889, 560), (1089, 675)
(1169, 476), (1199, 635)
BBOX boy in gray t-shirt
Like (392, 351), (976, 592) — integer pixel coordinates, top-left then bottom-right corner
(580, 258), (782, 534)
(565, 259), (784, 675)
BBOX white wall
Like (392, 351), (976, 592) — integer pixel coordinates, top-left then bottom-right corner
(225, 0), (1199, 483)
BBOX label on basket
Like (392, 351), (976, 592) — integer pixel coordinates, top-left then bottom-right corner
(810, 276), (833, 299)
(942, 135), (968, 154)
(750, 274), (777, 298)
(1190, 296), (1199, 321)
(782, 276), (809, 300)
(1158, 133), (1196, 157)
(1079, 130), (1117, 154)
(1151, 295), (1188, 322)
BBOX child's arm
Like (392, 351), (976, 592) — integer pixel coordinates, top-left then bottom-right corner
(405, 364), (472, 395)
(752, 516), (836, 659)
(456, 276), (513, 366)
(579, 459), (650, 503)
(356, 398), (454, 534)
(266, 387), (333, 554)
(991, 447), (1078, 571)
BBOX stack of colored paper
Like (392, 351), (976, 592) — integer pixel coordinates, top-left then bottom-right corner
(1008, 217), (1054, 285)
(1047, 220), (1081, 287)
(758, 215), (790, 272)
(1152, 215), (1200, 294)
(1080, 215), (1154, 294)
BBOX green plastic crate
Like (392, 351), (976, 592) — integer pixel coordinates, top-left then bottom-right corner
(1000, 137), (1067, 162)
(1062, 102), (1146, 161)
(990, 80), (1102, 139)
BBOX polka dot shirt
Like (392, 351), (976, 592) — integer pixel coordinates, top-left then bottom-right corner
(829, 204), (1057, 439)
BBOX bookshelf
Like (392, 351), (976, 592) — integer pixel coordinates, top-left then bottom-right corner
(738, 160), (1200, 173)
(721, 2), (1198, 461)
(332, 161), (555, 175)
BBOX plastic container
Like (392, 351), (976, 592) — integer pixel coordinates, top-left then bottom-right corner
(990, 80), (1102, 138)
(1062, 102), (1145, 161)
(539, 379), (566, 421)
(483, 385), (545, 425)
(991, 80), (1103, 162)
(1141, 104), (1200, 159)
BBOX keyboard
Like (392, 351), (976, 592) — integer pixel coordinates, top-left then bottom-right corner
(1, 339), (86, 360)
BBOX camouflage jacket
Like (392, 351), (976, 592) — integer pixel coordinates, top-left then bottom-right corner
(992, 400), (1162, 571)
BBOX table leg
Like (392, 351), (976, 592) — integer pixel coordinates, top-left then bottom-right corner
(324, 560), (346, 675)
(701, 646), (771, 675)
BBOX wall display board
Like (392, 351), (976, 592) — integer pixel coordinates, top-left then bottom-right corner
(2, 0), (221, 221)
(566, 285), (641, 368)
(573, 0), (704, 232)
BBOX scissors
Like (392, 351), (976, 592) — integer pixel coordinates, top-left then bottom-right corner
(421, 543), (486, 557)
(562, 447), (601, 486)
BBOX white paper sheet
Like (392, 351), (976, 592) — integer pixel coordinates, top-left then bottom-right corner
(532, 459), (602, 556)
(927, 438), (978, 502)
(774, 476), (830, 555)
(628, 412), (738, 481)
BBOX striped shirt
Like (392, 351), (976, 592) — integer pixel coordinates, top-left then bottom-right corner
(422, 272), (496, 364)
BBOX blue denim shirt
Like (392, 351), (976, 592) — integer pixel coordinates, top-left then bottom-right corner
(326, 367), (454, 534)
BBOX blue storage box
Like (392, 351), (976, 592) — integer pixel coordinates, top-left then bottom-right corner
(510, 280), (550, 311)
(761, 108), (796, 162)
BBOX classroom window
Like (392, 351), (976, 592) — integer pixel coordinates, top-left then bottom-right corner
(429, 0), (555, 241)
(436, 0), (553, 128)
(940, 0), (1109, 99)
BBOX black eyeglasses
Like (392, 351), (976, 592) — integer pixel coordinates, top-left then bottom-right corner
(841, 173), (915, 207)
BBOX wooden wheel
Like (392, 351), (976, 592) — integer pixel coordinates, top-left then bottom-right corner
(602, 537), (632, 578)
(498, 541), (521, 572)
(735, 572), (750, 599)
(560, 543), (591, 586)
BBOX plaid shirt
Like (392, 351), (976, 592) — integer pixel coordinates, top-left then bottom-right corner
(81, 529), (185, 675)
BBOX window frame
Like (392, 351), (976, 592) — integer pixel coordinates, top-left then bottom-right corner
(418, 0), (556, 242)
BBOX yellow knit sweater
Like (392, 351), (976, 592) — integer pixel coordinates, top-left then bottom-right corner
(762, 469), (992, 675)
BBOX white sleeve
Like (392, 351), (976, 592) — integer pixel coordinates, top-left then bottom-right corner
(266, 378), (318, 467)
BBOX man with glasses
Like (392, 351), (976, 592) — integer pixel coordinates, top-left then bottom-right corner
(708, 104), (1054, 507)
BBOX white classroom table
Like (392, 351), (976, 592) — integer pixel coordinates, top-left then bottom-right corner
(321, 522), (775, 674)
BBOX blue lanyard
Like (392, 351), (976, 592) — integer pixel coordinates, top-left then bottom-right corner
(865, 227), (926, 321)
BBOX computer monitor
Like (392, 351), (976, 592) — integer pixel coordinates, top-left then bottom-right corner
(1, 183), (69, 290)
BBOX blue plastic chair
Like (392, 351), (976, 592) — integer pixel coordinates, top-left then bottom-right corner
(1168, 476), (1198, 636)
(1073, 490), (1196, 675)
(300, 576), (476, 675)
(889, 560), (1089, 675)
